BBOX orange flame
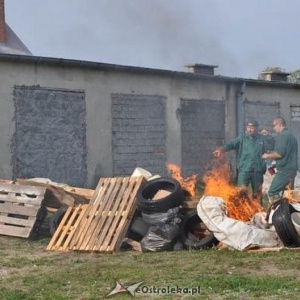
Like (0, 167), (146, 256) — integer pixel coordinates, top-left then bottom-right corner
(203, 158), (263, 222)
(283, 185), (300, 203)
(166, 163), (198, 197)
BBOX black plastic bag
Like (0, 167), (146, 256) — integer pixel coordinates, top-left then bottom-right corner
(141, 223), (180, 252)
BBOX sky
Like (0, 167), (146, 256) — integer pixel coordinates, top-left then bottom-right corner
(5, 0), (300, 79)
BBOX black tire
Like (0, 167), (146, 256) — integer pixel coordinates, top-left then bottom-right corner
(49, 205), (68, 236)
(272, 199), (300, 247)
(30, 206), (48, 240)
(180, 210), (218, 250)
(137, 177), (184, 214)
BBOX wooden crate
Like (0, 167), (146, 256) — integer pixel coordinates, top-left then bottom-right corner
(0, 183), (46, 238)
(47, 176), (145, 252)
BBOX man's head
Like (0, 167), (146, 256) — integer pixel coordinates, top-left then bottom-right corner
(246, 120), (258, 136)
(272, 117), (286, 133)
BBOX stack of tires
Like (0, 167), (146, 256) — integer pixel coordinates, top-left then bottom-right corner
(132, 177), (183, 252)
(129, 177), (218, 251)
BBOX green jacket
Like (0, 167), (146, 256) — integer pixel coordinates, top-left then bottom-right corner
(222, 133), (268, 173)
(274, 128), (298, 171)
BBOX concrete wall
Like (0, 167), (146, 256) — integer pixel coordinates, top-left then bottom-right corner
(0, 56), (299, 188)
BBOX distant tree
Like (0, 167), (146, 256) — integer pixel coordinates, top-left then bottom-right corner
(288, 70), (300, 84)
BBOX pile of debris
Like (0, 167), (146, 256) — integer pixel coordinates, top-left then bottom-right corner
(0, 162), (300, 254)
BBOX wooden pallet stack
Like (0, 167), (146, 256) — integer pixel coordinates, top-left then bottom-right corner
(47, 176), (145, 253)
(0, 183), (47, 238)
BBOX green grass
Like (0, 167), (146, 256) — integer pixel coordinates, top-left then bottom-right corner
(0, 235), (300, 299)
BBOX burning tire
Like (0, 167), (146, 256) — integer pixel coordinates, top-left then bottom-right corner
(49, 205), (68, 236)
(271, 199), (300, 247)
(137, 177), (184, 214)
(180, 209), (218, 250)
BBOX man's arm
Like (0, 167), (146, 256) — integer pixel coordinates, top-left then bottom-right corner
(262, 152), (281, 160)
(213, 136), (241, 157)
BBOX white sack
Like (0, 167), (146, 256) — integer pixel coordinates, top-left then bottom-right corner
(197, 195), (281, 251)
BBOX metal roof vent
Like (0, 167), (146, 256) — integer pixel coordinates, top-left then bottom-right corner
(259, 71), (290, 82)
(185, 63), (218, 75)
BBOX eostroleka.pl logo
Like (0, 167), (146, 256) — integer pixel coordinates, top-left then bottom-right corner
(107, 281), (201, 297)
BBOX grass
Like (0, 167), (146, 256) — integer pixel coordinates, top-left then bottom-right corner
(0, 233), (300, 300)
(0, 194), (298, 300)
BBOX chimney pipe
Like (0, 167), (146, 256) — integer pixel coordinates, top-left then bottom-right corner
(0, 0), (5, 43)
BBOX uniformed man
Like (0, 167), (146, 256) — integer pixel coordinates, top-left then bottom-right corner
(214, 120), (270, 204)
(262, 117), (298, 202)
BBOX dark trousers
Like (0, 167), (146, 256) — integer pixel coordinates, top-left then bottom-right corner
(268, 169), (297, 197)
(237, 171), (264, 195)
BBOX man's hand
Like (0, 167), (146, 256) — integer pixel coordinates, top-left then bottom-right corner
(262, 153), (269, 159)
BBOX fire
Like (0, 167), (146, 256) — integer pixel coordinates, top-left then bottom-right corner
(203, 159), (263, 222)
(283, 186), (300, 203)
(166, 163), (198, 197)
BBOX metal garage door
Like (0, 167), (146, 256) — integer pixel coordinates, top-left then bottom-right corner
(13, 86), (87, 187)
(112, 94), (167, 176)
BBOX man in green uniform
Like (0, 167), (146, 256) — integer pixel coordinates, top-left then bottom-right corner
(214, 120), (270, 203)
(262, 117), (298, 202)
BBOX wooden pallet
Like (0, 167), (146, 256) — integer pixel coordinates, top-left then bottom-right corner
(47, 176), (145, 252)
(46, 204), (88, 251)
(0, 183), (46, 238)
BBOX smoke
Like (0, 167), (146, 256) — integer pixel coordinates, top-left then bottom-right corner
(66, 0), (241, 74)
(6, 0), (300, 78)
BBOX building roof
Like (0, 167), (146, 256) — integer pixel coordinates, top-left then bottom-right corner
(0, 52), (300, 89)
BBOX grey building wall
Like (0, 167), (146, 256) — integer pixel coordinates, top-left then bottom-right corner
(0, 55), (299, 188)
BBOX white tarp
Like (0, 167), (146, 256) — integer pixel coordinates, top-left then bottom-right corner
(197, 195), (282, 251)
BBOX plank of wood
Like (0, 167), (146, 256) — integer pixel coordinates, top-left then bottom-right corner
(0, 202), (40, 216)
(246, 247), (285, 252)
(0, 183), (46, 196)
(0, 215), (35, 227)
(0, 194), (45, 206)
(63, 187), (94, 200)
(0, 224), (31, 238)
